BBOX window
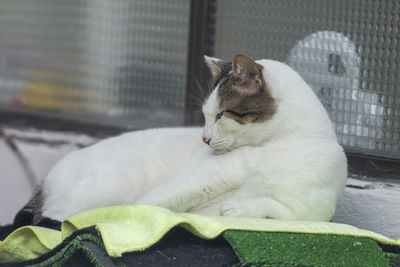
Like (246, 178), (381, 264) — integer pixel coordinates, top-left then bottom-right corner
(0, 1), (190, 128)
(212, 0), (400, 162)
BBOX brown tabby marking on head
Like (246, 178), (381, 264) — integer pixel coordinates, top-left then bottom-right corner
(212, 55), (276, 124)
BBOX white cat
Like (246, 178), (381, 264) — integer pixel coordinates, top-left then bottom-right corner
(16, 55), (347, 224)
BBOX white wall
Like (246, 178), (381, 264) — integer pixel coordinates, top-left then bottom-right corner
(1, 127), (399, 240)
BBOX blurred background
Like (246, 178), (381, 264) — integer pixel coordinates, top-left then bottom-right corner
(0, 0), (398, 155)
(0, 0), (399, 237)
(0, 0), (191, 128)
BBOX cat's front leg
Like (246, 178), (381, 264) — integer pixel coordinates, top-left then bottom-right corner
(220, 197), (296, 220)
(135, 154), (244, 212)
(135, 176), (203, 212)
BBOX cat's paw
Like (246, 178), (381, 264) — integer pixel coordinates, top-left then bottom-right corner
(220, 200), (247, 217)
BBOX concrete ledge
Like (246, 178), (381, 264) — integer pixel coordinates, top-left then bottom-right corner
(332, 178), (400, 240)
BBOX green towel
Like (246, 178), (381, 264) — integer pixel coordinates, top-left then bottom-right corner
(0, 226), (60, 263)
(1, 205), (399, 264)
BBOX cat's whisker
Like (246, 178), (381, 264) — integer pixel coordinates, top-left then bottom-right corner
(193, 78), (205, 100)
(194, 78), (209, 102)
(187, 93), (205, 107)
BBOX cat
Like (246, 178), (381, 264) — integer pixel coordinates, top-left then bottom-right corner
(15, 55), (347, 227)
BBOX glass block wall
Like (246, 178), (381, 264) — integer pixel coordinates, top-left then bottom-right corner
(214, 0), (400, 159)
(0, 0), (189, 128)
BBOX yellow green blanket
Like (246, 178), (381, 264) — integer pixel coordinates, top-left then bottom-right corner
(1, 205), (399, 266)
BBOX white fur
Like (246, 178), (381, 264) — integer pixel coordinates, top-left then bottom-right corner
(42, 60), (347, 221)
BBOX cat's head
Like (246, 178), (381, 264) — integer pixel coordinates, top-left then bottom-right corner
(202, 55), (276, 153)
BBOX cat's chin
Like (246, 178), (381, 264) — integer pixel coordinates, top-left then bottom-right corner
(212, 147), (231, 155)
(210, 141), (239, 154)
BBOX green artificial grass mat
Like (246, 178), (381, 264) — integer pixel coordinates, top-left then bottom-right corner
(223, 230), (399, 266)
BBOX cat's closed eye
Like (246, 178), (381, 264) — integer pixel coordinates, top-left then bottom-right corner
(215, 110), (254, 123)
(225, 110), (253, 118)
(215, 112), (224, 121)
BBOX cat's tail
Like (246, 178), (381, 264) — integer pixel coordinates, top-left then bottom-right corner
(13, 188), (61, 230)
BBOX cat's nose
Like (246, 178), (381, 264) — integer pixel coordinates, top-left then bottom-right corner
(202, 136), (211, 145)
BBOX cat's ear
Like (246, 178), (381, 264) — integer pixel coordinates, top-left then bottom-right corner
(232, 55), (264, 94)
(204, 55), (229, 78)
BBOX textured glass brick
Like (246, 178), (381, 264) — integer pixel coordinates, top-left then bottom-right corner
(0, 0), (190, 128)
(214, 0), (400, 158)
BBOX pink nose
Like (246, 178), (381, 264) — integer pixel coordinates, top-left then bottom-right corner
(202, 137), (211, 145)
